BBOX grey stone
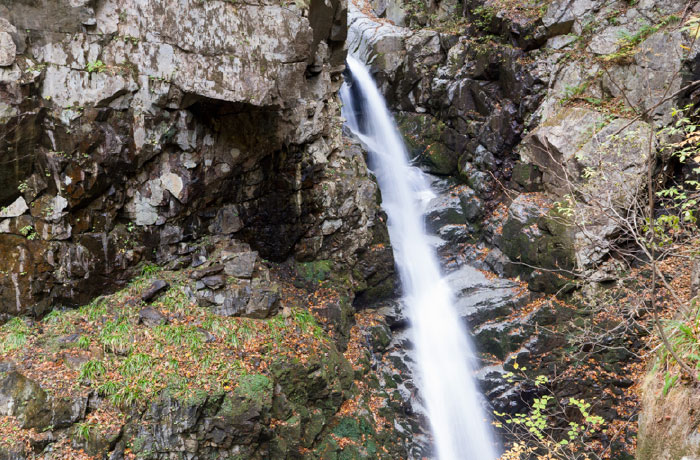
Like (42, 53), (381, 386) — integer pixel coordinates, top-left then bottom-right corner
(213, 283), (279, 319)
(202, 275), (226, 290)
(138, 307), (168, 327)
(546, 34), (578, 50)
(588, 25), (626, 55)
(223, 252), (257, 279)
(0, 32), (15, 67)
(141, 280), (169, 302)
(0, 197), (28, 218)
(191, 264), (224, 280)
(543, 0), (602, 36)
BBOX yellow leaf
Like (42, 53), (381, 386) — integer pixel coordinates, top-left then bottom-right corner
(513, 362), (519, 369)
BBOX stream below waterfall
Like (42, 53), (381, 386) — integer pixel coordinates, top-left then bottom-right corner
(340, 56), (500, 460)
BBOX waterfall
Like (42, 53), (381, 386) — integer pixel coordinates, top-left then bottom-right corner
(340, 56), (499, 460)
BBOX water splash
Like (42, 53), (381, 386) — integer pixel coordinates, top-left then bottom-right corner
(340, 56), (499, 460)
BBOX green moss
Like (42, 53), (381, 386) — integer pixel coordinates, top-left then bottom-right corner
(237, 373), (272, 400)
(297, 260), (333, 283)
(333, 418), (361, 440)
(395, 113), (457, 175)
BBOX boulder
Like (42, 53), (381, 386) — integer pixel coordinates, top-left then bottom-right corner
(0, 32), (14, 67)
(141, 280), (170, 303)
(0, 371), (51, 429)
(223, 251), (258, 279)
(0, 197), (28, 218)
(211, 282), (279, 319)
(0, 18), (17, 67)
(602, 29), (691, 124)
(542, 0), (603, 36)
(520, 106), (653, 207)
(138, 306), (168, 327)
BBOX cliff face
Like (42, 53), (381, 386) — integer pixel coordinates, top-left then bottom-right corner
(3, 0), (700, 457)
(0, 2), (415, 458)
(0, 0), (393, 319)
(350, 0), (700, 456)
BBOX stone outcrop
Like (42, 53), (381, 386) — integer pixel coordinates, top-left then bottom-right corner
(346, 1), (546, 196)
(514, 107), (655, 269)
(0, 0), (395, 319)
(348, 0), (700, 456)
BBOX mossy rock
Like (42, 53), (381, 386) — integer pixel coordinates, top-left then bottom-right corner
(499, 195), (575, 293)
(297, 260), (333, 284)
(512, 162), (542, 192)
(0, 371), (51, 429)
(269, 345), (353, 412)
(395, 112), (458, 175)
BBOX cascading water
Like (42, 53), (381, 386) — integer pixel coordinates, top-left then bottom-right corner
(340, 56), (499, 460)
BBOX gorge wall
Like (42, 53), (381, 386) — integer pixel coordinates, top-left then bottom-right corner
(0, 0), (413, 458)
(2, 0), (700, 458)
(350, 0), (700, 457)
(0, 0), (392, 319)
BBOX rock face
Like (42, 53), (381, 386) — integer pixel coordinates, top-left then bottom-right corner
(350, 0), (700, 456)
(346, 1), (547, 200)
(515, 107), (654, 268)
(353, 0), (700, 276)
(0, 0), (393, 319)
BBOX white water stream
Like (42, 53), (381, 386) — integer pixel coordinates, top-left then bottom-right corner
(340, 56), (499, 460)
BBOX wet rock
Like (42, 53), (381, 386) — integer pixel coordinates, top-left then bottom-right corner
(347, 4), (411, 83)
(138, 307), (168, 327)
(459, 162), (493, 196)
(141, 280), (169, 303)
(459, 187), (483, 222)
(368, 323), (392, 352)
(397, 112), (461, 175)
(425, 193), (467, 232)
